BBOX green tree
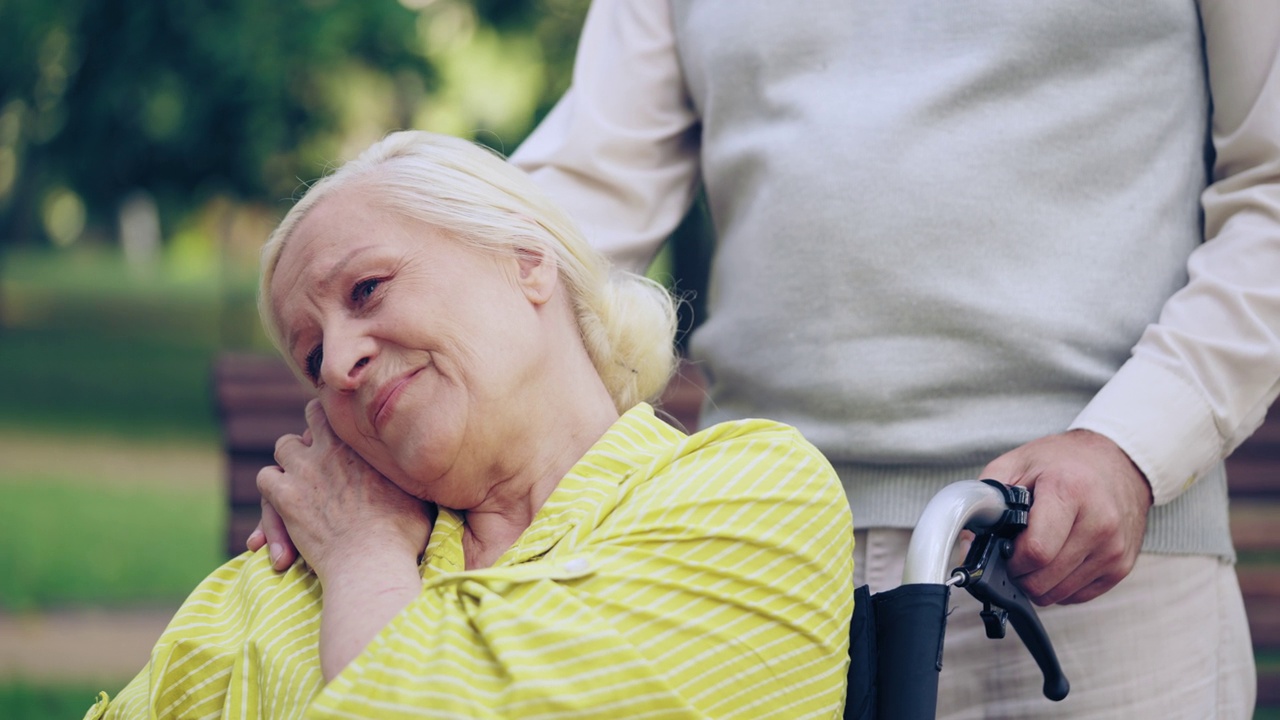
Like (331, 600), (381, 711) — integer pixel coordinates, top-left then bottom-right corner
(0, 0), (433, 247)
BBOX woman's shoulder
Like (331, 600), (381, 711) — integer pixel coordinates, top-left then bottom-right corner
(640, 413), (845, 505)
(580, 404), (850, 539)
(690, 415), (819, 447)
(684, 415), (835, 471)
(163, 549), (324, 638)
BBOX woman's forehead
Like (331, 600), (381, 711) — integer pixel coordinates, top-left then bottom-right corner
(276, 189), (409, 273)
(269, 195), (379, 323)
(275, 204), (351, 283)
(269, 192), (469, 317)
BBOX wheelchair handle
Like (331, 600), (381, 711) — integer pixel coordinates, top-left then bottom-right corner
(901, 480), (1009, 585)
(900, 479), (1070, 703)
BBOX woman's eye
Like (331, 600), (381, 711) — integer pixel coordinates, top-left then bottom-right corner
(304, 345), (323, 383)
(351, 278), (381, 304)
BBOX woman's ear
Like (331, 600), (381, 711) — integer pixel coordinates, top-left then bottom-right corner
(513, 245), (557, 305)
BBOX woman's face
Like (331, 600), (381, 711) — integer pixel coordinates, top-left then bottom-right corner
(269, 188), (553, 506)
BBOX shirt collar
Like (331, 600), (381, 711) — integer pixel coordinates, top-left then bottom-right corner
(422, 403), (683, 574)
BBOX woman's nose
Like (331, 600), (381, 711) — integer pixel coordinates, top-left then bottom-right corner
(320, 327), (376, 390)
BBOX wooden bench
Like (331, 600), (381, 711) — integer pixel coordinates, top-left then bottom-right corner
(214, 352), (316, 554)
(1225, 404), (1280, 709)
(213, 351), (1279, 708)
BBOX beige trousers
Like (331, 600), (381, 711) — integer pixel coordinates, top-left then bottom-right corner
(855, 529), (1256, 719)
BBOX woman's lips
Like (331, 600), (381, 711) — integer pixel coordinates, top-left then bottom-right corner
(370, 368), (423, 431)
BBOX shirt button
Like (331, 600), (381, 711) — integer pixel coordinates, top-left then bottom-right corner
(563, 558), (590, 574)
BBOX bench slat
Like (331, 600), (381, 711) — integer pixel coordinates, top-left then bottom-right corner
(1262, 667), (1280, 707)
(217, 384), (313, 412)
(213, 352), (297, 380)
(226, 508), (261, 559)
(229, 454), (273, 504)
(223, 415), (310, 452)
(1231, 503), (1280, 553)
(1240, 566), (1280, 650)
(1225, 458), (1280, 497)
(1234, 407), (1280, 449)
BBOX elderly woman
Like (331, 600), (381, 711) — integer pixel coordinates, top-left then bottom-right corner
(86, 131), (853, 720)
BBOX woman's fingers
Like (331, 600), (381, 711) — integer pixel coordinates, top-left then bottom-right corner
(303, 398), (333, 443)
(274, 432), (305, 468)
(255, 466), (299, 570)
(258, 409), (318, 570)
(246, 523), (266, 552)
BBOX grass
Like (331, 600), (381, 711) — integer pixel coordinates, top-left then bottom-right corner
(0, 682), (112, 720)
(0, 245), (235, 706)
(0, 470), (223, 611)
(0, 433), (221, 710)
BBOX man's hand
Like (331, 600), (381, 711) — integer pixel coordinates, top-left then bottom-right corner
(980, 429), (1154, 606)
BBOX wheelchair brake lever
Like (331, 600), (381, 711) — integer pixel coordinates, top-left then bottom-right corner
(949, 480), (1070, 702)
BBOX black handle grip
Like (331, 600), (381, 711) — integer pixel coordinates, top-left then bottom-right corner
(961, 536), (1070, 701)
(995, 568), (1071, 701)
(956, 484), (1071, 703)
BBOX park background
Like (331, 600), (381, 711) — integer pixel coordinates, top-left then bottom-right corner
(0, 1), (1272, 718)
(0, 1), (720, 715)
(0, 0), (672, 714)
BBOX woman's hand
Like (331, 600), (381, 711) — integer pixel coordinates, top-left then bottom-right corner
(257, 399), (434, 680)
(247, 481), (298, 571)
(254, 399), (433, 582)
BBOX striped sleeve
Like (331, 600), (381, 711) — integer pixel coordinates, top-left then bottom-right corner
(309, 424), (854, 720)
(97, 553), (327, 720)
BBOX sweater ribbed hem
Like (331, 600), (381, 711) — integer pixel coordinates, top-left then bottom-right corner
(833, 460), (1235, 561)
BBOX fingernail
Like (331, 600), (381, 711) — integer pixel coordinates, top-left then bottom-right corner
(270, 543), (282, 565)
(247, 529), (263, 547)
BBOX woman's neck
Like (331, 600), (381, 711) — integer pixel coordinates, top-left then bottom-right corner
(461, 519), (525, 569)
(460, 366), (620, 569)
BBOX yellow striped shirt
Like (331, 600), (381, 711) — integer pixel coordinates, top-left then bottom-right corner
(87, 403), (854, 719)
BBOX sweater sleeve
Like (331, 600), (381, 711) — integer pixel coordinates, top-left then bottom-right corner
(306, 433), (854, 720)
(508, 0), (701, 275)
(1070, 0), (1280, 505)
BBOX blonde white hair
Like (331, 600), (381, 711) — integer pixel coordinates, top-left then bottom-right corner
(259, 130), (678, 411)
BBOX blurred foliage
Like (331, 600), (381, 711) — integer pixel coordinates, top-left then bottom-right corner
(0, 246), (227, 437)
(0, 0), (588, 250)
(0, 0), (720, 344)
